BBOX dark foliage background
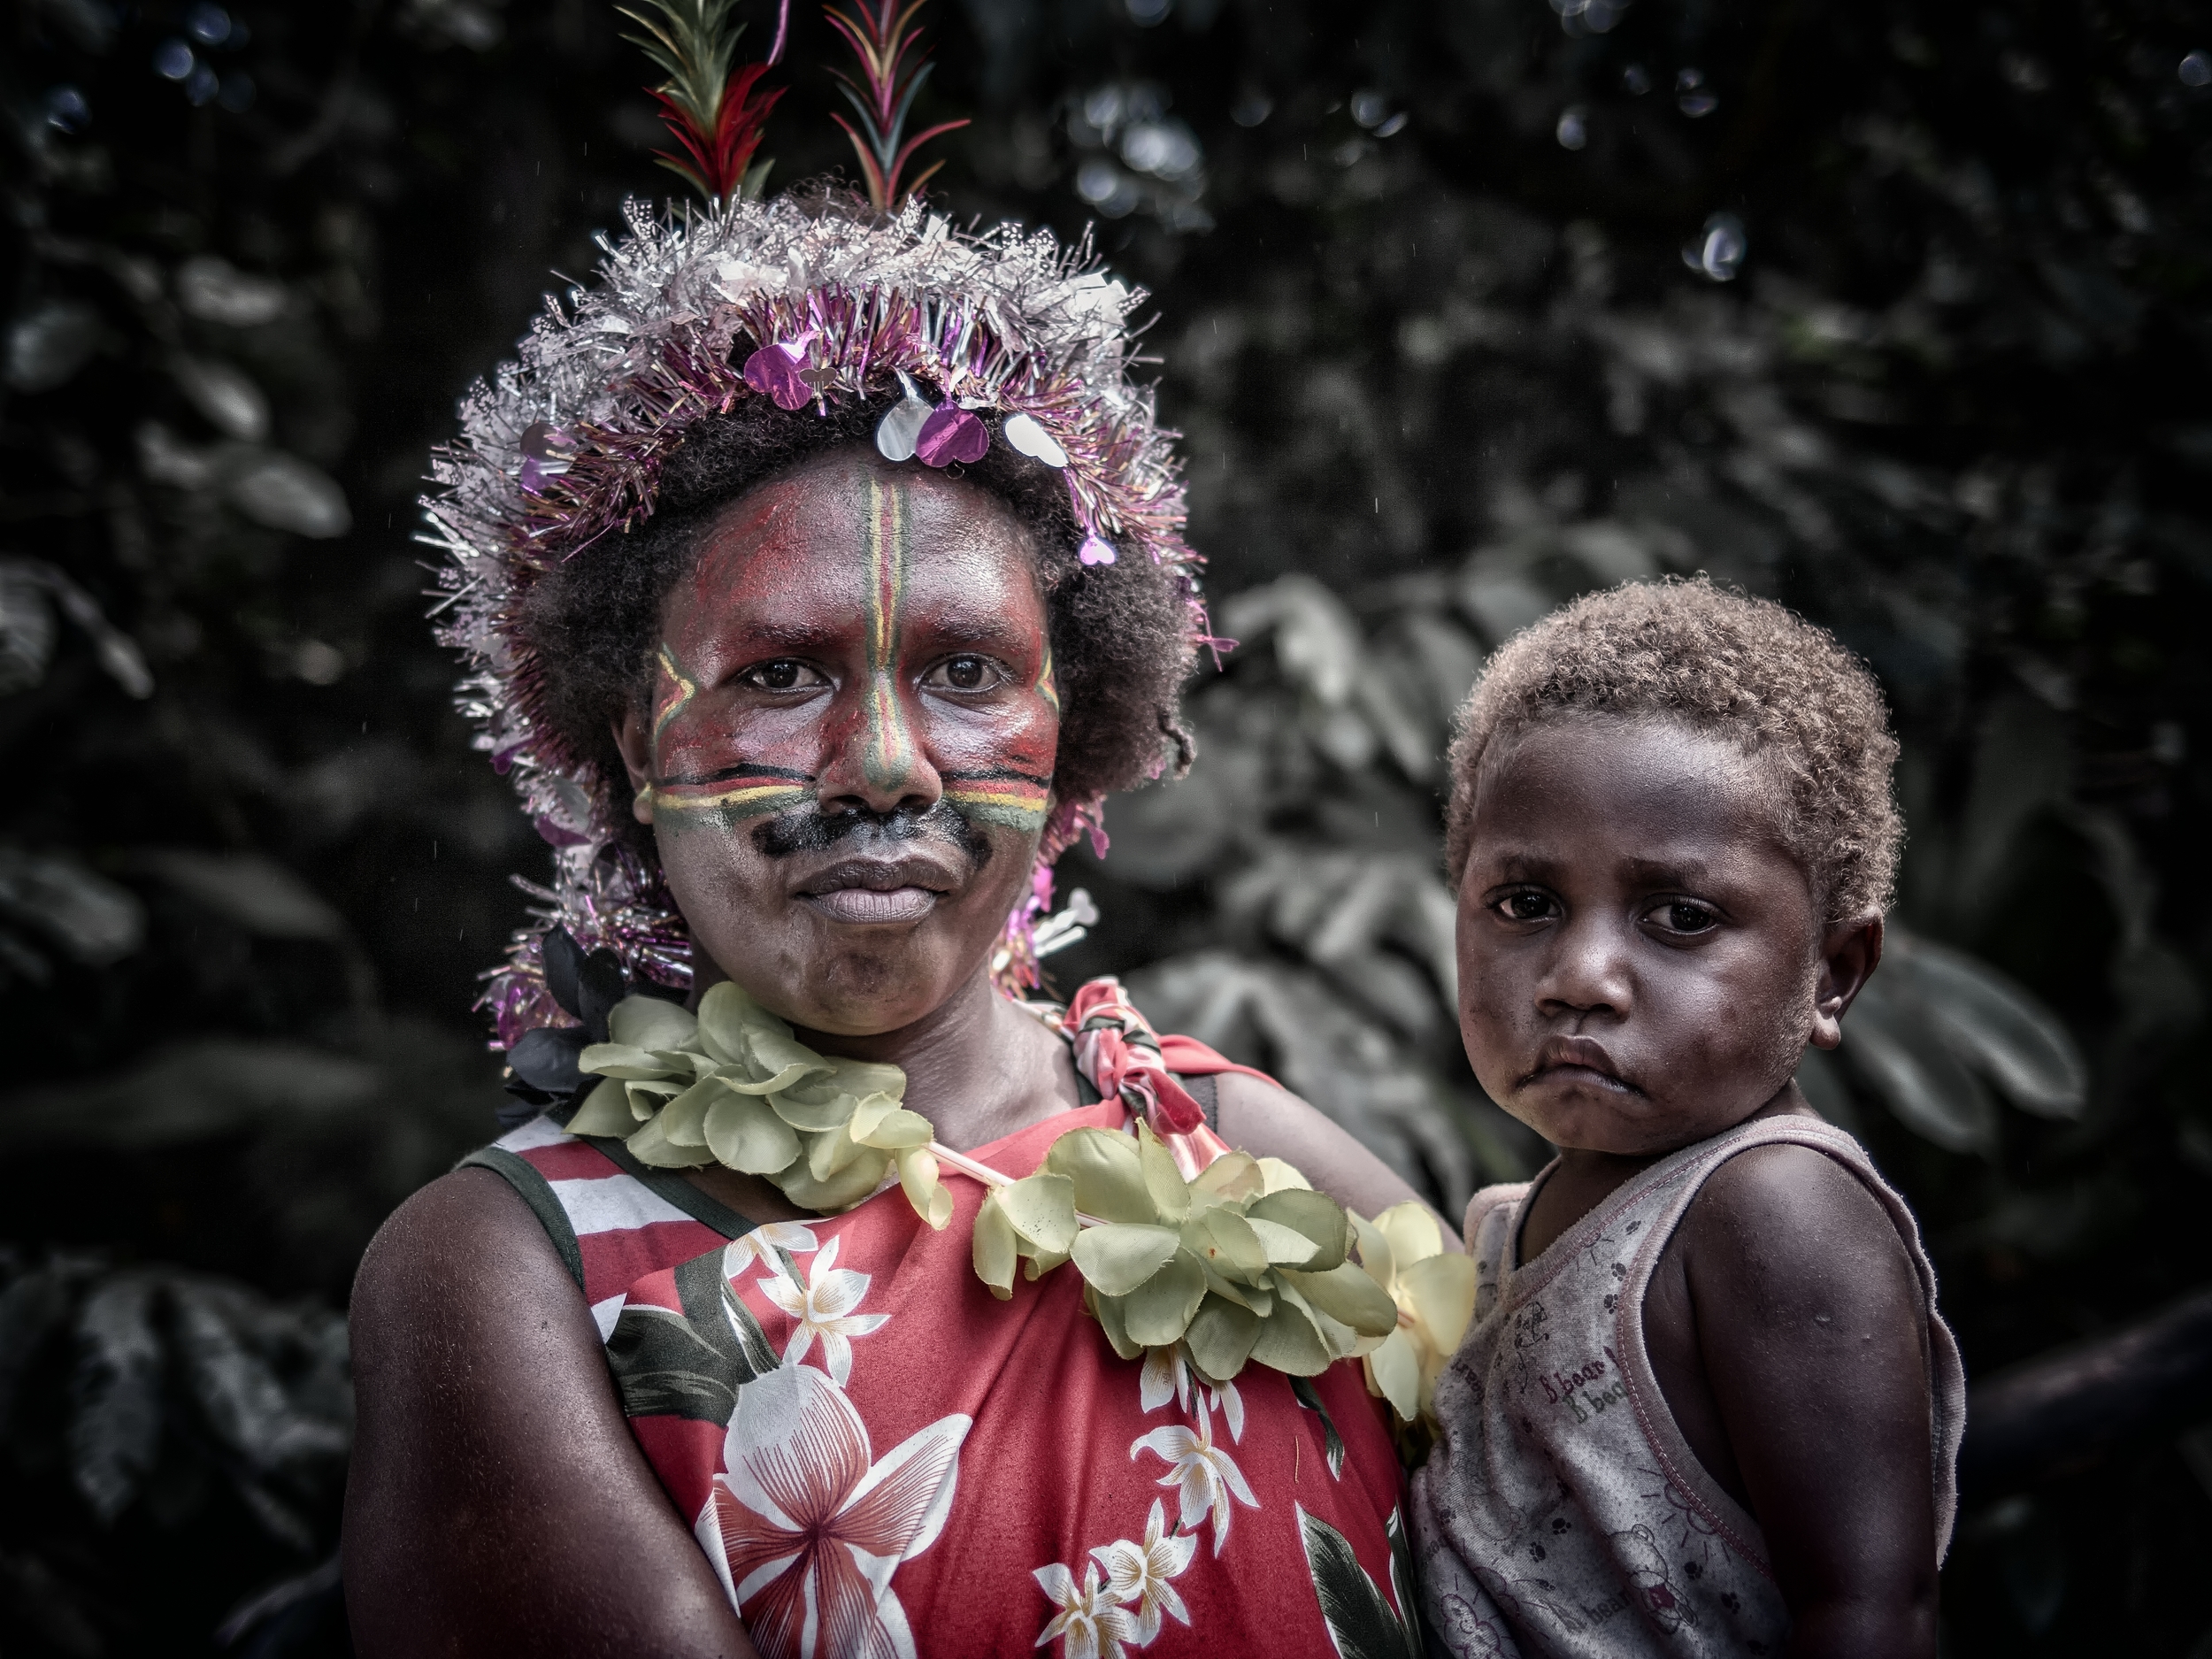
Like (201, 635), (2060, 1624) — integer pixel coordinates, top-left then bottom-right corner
(4, 0), (2211, 1649)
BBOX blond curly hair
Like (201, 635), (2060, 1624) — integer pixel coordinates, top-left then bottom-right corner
(1443, 577), (1903, 921)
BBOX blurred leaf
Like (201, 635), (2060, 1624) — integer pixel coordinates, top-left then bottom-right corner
(135, 849), (346, 940)
(4, 300), (102, 394)
(0, 847), (144, 967)
(69, 1273), (162, 1522)
(1839, 977), (2001, 1154)
(1886, 932), (2087, 1119)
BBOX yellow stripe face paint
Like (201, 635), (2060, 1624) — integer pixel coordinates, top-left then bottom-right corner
(862, 476), (919, 795)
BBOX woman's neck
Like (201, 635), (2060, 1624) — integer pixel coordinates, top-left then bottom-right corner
(799, 970), (1080, 1152)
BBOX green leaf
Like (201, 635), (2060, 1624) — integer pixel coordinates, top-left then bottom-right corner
(1121, 1250), (1207, 1346)
(807, 1122), (868, 1180)
(1289, 1377), (1347, 1479)
(703, 1091), (800, 1174)
(1296, 1504), (1420, 1659)
(1046, 1127), (1157, 1223)
(853, 1103), (932, 1149)
(1087, 1282), (1142, 1361)
(1000, 1172), (1078, 1254)
(1246, 1217), (1322, 1267)
(777, 1146), (889, 1211)
(1280, 1261), (1400, 1338)
(1186, 1293), (1263, 1381)
(1366, 1329), (1419, 1423)
(1187, 1208), (1270, 1278)
(625, 1110), (718, 1169)
(1195, 1250), (1275, 1314)
(657, 1078), (722, 1147)
(818, 1056), (906, 1101)
(972, 1191), (1018, 1299)
(1137, 1122), (1191, 1221)
(604, 1304), (741, 1424)
(766, 1084), (857, 1131)
(565, 1076), (635, 1137)
(1191, 1149), (1264, 1206)
(1071, 1222), (1183, 1295)
(607, 995), (698, 1053)
(579, 1041), (679, 1079)
(1247, 1288), (1335, 1377)
(1248, 1188), (1351, 1271)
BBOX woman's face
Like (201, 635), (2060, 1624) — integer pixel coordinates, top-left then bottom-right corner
(612, 446), (1060, 1037)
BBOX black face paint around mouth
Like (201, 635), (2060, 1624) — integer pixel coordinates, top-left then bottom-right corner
(750, 801), (995, 872)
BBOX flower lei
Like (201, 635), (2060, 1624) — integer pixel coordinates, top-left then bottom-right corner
(565, 984), (1475, 1427)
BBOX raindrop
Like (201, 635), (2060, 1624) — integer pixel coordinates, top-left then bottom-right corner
(153, 39), (196, 81)
(185, 3), (231, 44)
(1075, 158), (1141, 217)
(1678, 89), (1718, 117)
(1351, 89), (1391, 128)
(2182, 50), (2212, 87)
(1682, 212), (1747, 282)
(1121, 119), (1201, 180)
(1374, 112), (1408, 137)
(1676, 66), (1704, 90)
(185, 64), (219, 106)
(1083, 86), (1128, 135)
(45, 86), (90, 134)
(1622, 64), (1650, 94)
(1230, 88), (1272, 127)
(1556, 105), (1588, 150)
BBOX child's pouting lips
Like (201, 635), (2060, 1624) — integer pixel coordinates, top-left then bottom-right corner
(1522, 1033), (1640, 1094)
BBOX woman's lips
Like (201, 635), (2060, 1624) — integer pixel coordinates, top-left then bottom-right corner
(802, 886), (939, 925)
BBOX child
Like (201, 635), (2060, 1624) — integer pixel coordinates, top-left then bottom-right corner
(1410, 578), (1964, 1659)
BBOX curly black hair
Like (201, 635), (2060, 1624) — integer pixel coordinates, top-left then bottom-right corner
(1443, 576), (1902, 921)
(518, 390), (1199, 826)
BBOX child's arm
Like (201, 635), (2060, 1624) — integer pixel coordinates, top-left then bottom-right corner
(1662, 1141), (1939, 1659)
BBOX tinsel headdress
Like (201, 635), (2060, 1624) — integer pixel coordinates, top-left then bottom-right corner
(424, 189), (1202, 1048)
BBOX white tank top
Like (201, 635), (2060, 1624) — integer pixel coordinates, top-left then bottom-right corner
(1409, 1115), (1966, 1659)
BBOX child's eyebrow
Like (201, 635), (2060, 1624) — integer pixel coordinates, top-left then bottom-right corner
(1618, 855), (1717, 888)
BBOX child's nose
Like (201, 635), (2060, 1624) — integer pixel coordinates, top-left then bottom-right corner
(1536, 916), (1632, 1016)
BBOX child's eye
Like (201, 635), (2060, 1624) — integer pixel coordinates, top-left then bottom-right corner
(1494, 891), (1555, 924)
(924, 655), (1005, 692)
(1651, 901), (1720, 935)
(739, 659), (827, 693)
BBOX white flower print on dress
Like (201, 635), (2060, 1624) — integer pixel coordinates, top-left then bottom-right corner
(1034, 1560), (1137, 1659)
(724, 1221), (821, 1290)
(1138, 1344), (1246, 1443)
(760, 1233), (888, 1385)
(1091, 1499), (1196, 1645)
(707, 1362), (969, 1659)
(1130, 1394), (1258, 1556)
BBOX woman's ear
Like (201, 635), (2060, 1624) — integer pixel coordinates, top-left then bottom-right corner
(1809, 910), (1884, 1049)
(611, 705), (656, 826)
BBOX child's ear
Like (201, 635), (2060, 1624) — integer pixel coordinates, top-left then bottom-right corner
(1809, 910), (1883, 1050)
(611, 706), (656, 826)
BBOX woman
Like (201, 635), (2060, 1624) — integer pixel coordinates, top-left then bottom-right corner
(343, 189), (1450, 1657)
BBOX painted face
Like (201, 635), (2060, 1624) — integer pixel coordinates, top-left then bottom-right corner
(615, 447), (1061, 1037)
(1455, 717), (1828, 1158)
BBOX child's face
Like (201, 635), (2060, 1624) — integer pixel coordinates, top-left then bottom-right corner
(1455, 715), (1838, 1158)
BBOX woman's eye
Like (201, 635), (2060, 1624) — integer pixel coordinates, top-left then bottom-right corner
(1655, 901), (1720, 934)
(741, 660), (821, 692)
(927, 656), (1002, 692)
(1496, 891), (1554, 924)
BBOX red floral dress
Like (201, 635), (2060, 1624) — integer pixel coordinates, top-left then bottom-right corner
(465, 981), (1418, 1659)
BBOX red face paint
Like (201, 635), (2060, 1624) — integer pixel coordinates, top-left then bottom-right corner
(639, 448), (1062, 1035)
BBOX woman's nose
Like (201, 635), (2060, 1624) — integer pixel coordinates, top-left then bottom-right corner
(814, 676), (943, 817)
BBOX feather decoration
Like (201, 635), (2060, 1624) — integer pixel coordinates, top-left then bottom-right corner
(618, 0), (789, 202)
(822, 0), (970, 209)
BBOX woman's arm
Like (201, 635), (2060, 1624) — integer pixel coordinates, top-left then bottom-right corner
(1212, 1071), (1461, 1246)
(343, 1169), (757, 1658)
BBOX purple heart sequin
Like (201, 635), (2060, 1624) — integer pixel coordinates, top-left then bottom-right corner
(742, 343), (813, 411)
(1078, 532), (1118, 565)
(914, 405), (990, 467)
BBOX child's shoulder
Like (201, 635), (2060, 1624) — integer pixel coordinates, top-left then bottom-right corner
(1675, 1130), (1920, 1315)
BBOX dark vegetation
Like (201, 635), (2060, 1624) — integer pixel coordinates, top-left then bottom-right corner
(4, 0), (2210, 1649)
